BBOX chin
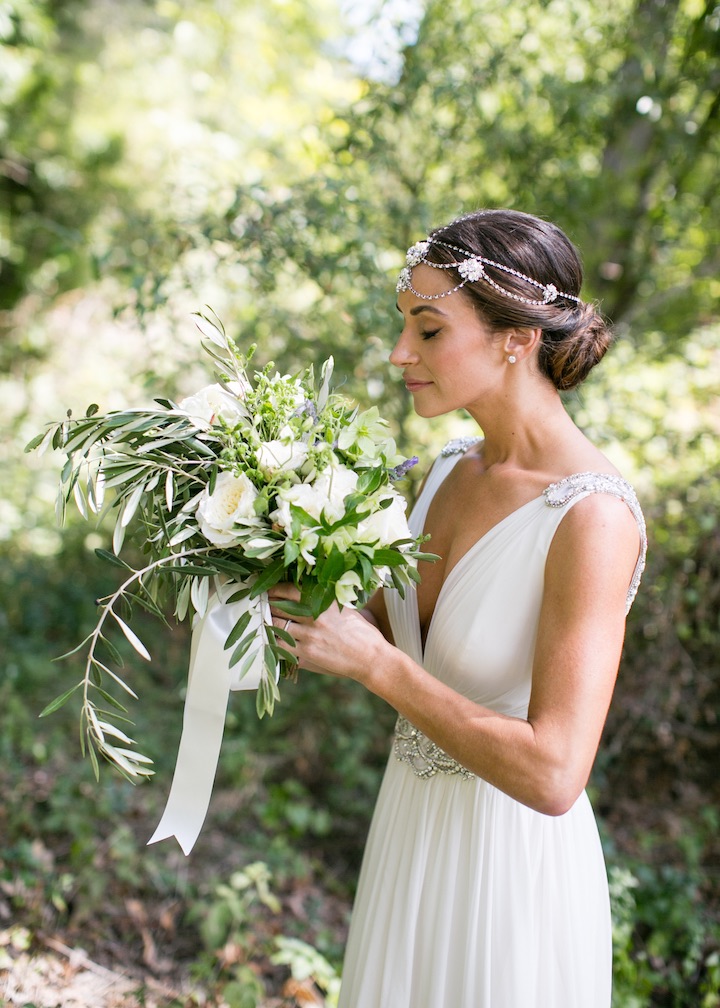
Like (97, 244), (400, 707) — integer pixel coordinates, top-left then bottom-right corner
(413, 402), (448, 419)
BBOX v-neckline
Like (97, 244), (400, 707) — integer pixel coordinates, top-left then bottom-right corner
(412, 460), (642, 660)
(418, 492), (544, 658)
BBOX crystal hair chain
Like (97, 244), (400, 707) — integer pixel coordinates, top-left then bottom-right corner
(396, 237), (583, 306)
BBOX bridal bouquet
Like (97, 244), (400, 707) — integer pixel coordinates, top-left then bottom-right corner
(28, 312), (429, 851)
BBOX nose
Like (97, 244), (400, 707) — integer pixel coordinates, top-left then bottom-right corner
(389, 328), (418, 369)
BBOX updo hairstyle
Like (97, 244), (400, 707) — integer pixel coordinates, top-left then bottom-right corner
(426, 210), (612, 391)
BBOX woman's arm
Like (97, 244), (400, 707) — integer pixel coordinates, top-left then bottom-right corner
(270, 493), (640, 816)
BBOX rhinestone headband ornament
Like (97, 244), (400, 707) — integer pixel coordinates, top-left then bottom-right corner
(396, 238), (583, 306)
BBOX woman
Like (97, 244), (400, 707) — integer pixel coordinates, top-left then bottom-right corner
(270, 209), (646, 1007)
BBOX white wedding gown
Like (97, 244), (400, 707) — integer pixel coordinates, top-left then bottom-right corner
(337, 440), (646, 1008)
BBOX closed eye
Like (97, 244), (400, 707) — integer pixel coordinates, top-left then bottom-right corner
(421, 328), (441, 340)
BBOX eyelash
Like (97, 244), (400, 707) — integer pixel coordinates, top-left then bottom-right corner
(420, 328), (441, 341)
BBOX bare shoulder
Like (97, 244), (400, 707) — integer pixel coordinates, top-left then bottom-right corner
(550, 490), (641, 556)
(545, 491), (642, 615)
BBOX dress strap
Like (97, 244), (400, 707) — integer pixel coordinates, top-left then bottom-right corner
(440, 435), (483, 457)
(543, 472), (647, 613)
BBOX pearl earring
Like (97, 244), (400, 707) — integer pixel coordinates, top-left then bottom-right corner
(507, 354), (517, 364)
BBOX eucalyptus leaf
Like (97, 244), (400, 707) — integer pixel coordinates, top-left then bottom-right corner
(112, 516), (126, 554)
(94, 686), (129, 713)
(120, 481), (146, 528)
(223, 610), (253, 650)
(111, 611), (152, 661)
(95, 548), (131, 569)
(194, 309), (227, 348)
(190, 575), (210, 617)
(72, 473), (89, 516)
(165, 469), (175, 511)
(228, 630), (257, 668)
(39, 683), (82, 717)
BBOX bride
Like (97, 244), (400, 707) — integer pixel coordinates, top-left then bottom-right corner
(270, 208), (646, 1008)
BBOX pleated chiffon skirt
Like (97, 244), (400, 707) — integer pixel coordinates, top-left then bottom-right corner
(337, 756), (612, 1008)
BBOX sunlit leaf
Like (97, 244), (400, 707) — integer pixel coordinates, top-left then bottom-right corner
(194, 309), (227, 348)
(165, 469), (175, 511)
(190, 575), (210, 617)
(120, 481), (145, 528)
(113, 517), (126, 554)
(110, 611), (152, 661)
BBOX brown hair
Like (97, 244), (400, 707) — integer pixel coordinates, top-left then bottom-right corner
(426, 209), (612, 391)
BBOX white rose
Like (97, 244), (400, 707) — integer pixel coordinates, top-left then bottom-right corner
(357, 491), (410, 546)
(334, 570), (363, 606)
(197, 471), (259, 546)
(256, 435), (308, 477)
(178, 382), (248, 426)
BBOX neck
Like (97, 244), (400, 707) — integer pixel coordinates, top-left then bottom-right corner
(466, 381), (578, 471)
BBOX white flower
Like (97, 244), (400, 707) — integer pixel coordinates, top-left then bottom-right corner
(312, 460), (359, 523)
(337, 407), (394, 461)
(357, 490), (411, 547)
(273, 460), (359, 527)
(298, 529), (319, 565)
(256, 428), (309, 477)
(335, 570), (363, 606)
(274, 483), (324, 525)
(321, 526), (356, 555)
(178, 382), (249, 426)
(197, 471), (259, 546)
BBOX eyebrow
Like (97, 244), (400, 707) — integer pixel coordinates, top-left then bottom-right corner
(395, 303), (449, 317)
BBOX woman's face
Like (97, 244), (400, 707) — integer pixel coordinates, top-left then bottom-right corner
(392, 264), (506, 419)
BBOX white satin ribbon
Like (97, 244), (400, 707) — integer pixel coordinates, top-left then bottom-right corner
(148, 579), (274, 855)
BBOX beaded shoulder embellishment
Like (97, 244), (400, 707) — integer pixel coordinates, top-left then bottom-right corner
(543, 471), (647, 613)
(440, 436), (483, 457)
(393, 715), (475, 780)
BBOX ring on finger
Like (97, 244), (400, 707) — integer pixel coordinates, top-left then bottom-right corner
(283, 618), (292, 632)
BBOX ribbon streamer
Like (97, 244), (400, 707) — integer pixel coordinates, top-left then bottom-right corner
(148, 579), (273, 855)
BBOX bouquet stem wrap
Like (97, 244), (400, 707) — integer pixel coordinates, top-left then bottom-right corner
(148, 579), (272, 855)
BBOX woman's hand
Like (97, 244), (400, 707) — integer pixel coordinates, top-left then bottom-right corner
(268, 584), (391, 684)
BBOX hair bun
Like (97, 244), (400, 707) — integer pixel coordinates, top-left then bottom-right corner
(542, 302), (613, 391)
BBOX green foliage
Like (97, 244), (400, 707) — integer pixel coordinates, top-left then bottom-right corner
(0, 0), (122, 319)
(608, 813), (720, 1007)
(188, 862), (341, 1007)
(272, 936), (341, 1005)
(576, 325), (720, 807)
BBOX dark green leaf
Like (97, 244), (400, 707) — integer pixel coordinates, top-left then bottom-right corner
(223, 610), (253, 650)
(249, 558), (286, 597)
(270, 598), (312, 618)
(39, 683), (82, 717)
(95, 548), (132, 569)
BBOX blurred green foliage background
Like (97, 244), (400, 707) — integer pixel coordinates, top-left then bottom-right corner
(1, 1), (719, 1005)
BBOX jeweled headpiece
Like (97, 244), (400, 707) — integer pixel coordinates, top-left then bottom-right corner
(396, 238), (583, 306)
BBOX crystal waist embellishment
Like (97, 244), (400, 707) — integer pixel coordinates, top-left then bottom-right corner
(393, 716), (475, 780)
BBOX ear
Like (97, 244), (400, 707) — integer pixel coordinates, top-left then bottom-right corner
(503, 327), (542, 363)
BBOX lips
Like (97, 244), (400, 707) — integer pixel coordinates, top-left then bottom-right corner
(403, 377), (432, 392)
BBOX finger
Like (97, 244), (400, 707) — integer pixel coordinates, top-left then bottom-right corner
(267, 583), (301, 601)
(272, 614), (297, 634)
(269, 605), (311, 628)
